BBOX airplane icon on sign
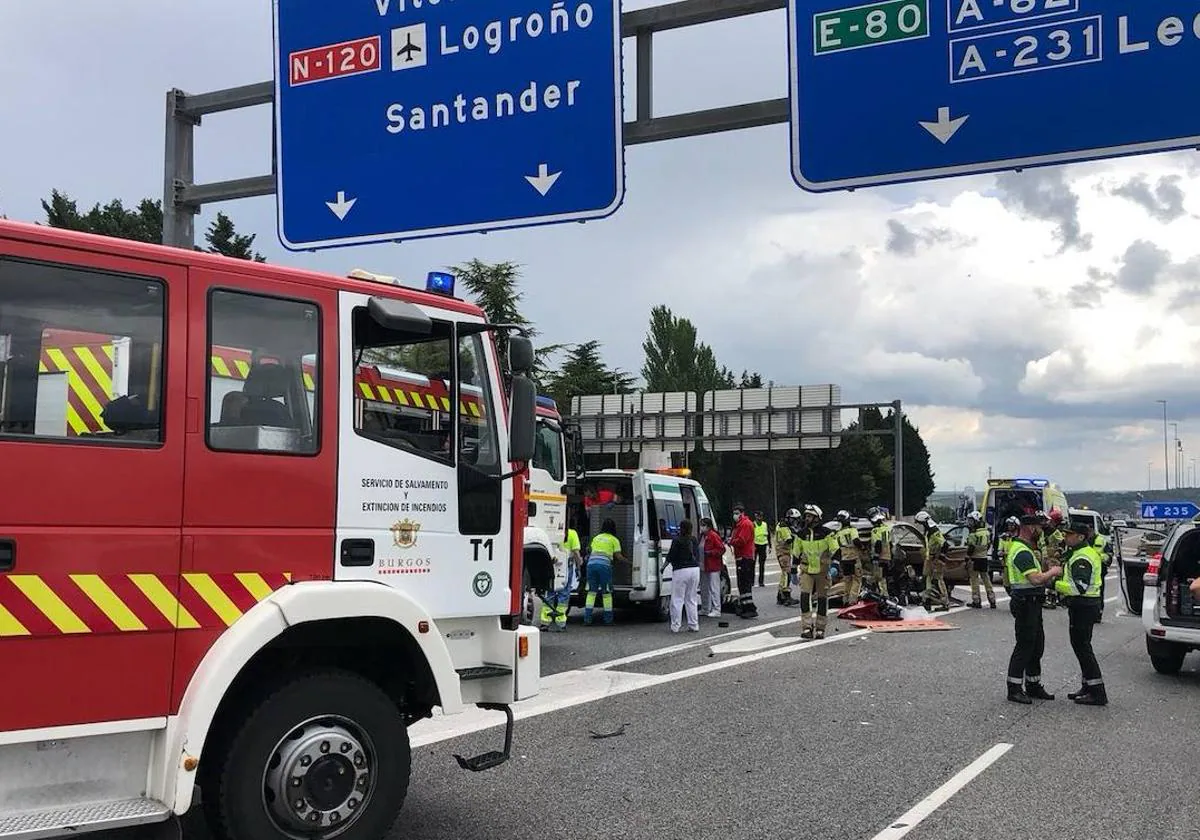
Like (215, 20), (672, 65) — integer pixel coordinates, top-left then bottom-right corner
(396, 32), (421, 63)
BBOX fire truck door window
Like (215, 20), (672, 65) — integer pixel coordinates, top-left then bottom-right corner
(533, 420), (564, 482)
(206, 289), (320, 455)
(0, 257), (165, 444)
(353, 316), (457, 466)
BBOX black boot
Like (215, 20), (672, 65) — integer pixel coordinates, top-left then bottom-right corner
(1074, 684), (1107, 706)
(1025, 682), (1055, 700)
(1007, 685), (1032, 704)
(777, 592), (785, 605)
(988, 597), (997, 609)
(969, 600), (982, 609)
(1067, 685), (1090, 701)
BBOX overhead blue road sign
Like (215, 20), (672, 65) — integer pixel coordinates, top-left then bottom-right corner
(1139, 501), (1199, 520)
(272, 0), (624, 251)
(788, 1), (1200, 191)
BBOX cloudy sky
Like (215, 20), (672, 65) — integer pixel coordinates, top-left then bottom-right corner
(2, 1), (1198, 493)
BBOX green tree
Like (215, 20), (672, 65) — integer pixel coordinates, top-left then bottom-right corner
(204, 212), (266, 261)
(640, 305), (732, 393)
(449, 258), (564, 382)
(42, 189), (265, 262)
(544, 340), (635, 411)
(861, 407), (936, 515)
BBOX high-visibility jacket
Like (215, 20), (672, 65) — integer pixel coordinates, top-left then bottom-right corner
(924, 528), (946, 562)
(1054, 544), (1103, 599)
(1005, 538), (1043, 591)
(967, 526), (990, 560)
(871, 523), (892, 561)
(774, 525), (793, 559)
(792, 527), (836, 575)
(834, 525), (862, 563)
(754, 522), (769, 546)
(589, 532), (621, 563)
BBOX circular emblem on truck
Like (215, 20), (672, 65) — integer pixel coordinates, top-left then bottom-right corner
(472, 571), (493, 598)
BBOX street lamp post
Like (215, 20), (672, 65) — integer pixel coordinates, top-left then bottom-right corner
(1171, 422), (1180, 489)
(1157, 400), (1170, 490)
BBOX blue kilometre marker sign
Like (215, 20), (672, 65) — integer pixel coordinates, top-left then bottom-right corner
(1139, 501), (1199, 520)
(788, 0), (1200, 191)
(272, 0), (624, 250)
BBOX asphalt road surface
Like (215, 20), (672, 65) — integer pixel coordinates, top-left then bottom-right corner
(154, 528), (1199, 840)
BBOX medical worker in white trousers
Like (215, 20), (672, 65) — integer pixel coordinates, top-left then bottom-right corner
(667, 519), (702, 633)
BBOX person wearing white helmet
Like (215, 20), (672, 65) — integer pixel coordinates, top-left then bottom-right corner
(775, 509), (800, 606)
(914, 510), (951, 611)
(833, 510), (866, 604)
(791, 504), (837, 639)
(966, 511), (996, 609)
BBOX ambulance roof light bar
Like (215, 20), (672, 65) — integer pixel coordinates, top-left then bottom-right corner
(649, 467), (692, 478)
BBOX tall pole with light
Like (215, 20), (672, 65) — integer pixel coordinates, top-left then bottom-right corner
(1172, 422), (1180, 490)
(1158, 400), (1170, 490)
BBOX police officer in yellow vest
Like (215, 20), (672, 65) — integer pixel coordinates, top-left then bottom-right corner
(791, 504), (836, 640)
(1054, 520), (1107, 706)
(1005, 512), (1063, 704)
(754, 511), (770, 587)
(869, 511), (891, 597)
(965, 511), (996, 609)
(775, 510), (798, 606)
(1041, 508), (1067, 610)
(833, 510), (864, 604)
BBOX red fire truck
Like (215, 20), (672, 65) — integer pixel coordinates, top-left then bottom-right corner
(0, 219), (540, 840)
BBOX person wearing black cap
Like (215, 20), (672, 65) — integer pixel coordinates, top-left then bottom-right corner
(1054, 519), (1107, 706)
(1004, 511), (1063, 704)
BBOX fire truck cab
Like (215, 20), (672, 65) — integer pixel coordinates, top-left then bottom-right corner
(521, 396), (569, 619)
(0, 220), (539, 840)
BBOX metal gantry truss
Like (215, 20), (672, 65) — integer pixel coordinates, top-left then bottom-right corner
(162, 0), (790, 248)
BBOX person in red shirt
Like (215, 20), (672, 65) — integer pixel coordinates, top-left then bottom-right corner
(729, 503), (758, 618)
(699, 517), (726, 617)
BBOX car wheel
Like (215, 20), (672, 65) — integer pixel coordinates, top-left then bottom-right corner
(204, 670), (410, 840)
(1147, 638), (1187, 675)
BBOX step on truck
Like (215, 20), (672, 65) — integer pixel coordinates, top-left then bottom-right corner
(0, 220), (540, 840)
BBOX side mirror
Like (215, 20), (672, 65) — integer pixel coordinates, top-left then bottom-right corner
(368, 296), (432, 335)
(508, 335), (535, 374)
(508, 374), (536, 464)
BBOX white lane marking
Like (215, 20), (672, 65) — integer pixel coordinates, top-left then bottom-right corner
(709, 631), (797, 654)
(413, 577), (1124, 748)
(868, 742), (1014, 840)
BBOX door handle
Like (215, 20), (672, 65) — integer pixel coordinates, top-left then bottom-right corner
(0, 539), (14, 572)
(339, 539), (374, 568)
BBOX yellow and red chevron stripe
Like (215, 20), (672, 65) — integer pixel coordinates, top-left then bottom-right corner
(211, 345), (317, 392)
(38, 343), (115, 436)
(0, 572), (291, 638)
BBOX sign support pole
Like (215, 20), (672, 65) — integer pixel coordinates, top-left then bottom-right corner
(892, 399), (904, 518)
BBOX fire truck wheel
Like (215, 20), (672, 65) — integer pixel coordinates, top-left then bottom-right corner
(205, 670), (411, 840)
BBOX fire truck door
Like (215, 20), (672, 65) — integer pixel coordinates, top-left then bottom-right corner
(333, 291), (515, 619)
(0, 245), (186, 731)
(177, 271), (338, 712)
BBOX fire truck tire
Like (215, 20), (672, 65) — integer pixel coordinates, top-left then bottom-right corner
(204, 670), (411, 840)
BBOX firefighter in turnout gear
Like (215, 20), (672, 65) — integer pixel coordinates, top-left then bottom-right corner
(966, 511), (996, 609)
(1054, 520), (1108, 706)
(776, 510), (799, 606)
(915, 511), (950, 611)
(869, 511), (891, 597)
(1041, 508), (1067, 610)
(1005, 511), (1063, 704)
(834, 510), (865, 604)
(792, 504), (837, 639)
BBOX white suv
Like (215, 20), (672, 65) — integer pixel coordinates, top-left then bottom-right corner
(1120, 521), (1200, 674)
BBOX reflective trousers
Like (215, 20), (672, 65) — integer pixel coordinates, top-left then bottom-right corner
(736, 557), (757, 612)
(843, 557), (863, 603)
(584, 560), (614, 624)
(1066, 598), (1104, 686)
(923, 558), (949, 606)
(969, 564), (995, 604)
(799, 569), (829, 633)
(538, 564), (576, 628)
(1007, 592), (1046, 688)
(776, 550), (793, 599)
